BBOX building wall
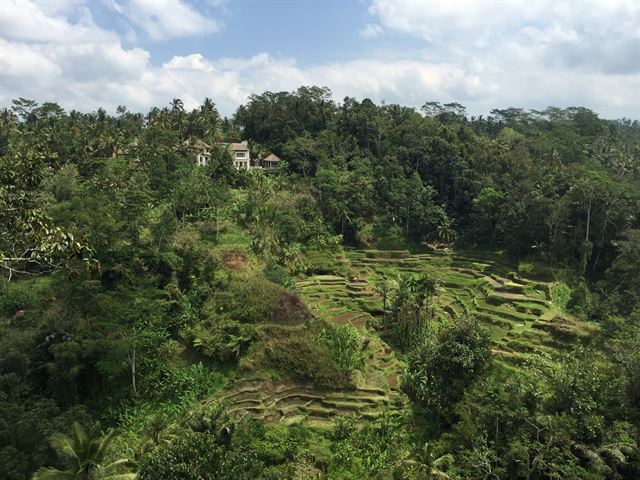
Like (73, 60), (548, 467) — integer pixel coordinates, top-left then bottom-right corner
(233, 150), (250, 169)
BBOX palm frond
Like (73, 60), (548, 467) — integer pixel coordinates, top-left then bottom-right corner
(49, 433), (80, 464)
(100, 474), (138, 480)
(101, 458), (137, 473)
(32, 467), (76, 480)
(432, 453), (454, 467)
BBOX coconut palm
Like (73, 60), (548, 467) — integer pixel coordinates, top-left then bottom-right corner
(402, 442), (453, 480)
(374, 277), (397, 314)
(32, 422), (136, 480)
(436, 218), (457, 244)
(139, 414), (179, 455)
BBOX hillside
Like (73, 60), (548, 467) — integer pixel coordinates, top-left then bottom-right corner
(213, 247), (599, 426)
(1, 95), (639, 479)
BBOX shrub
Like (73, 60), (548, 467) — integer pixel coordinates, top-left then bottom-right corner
(138, 431), (226, 480)
(318, 325), (365, 375)
(551, 282), (572, 311)
(327, 413), (408, 479)
(191, 319), (255, 362)
(517, 261), (557, 281)
(264, 335), (347, 388)
(403, 316), (492, 419)
(0, 281), (39, 315)
(206, 275), (310, 325)
(567, 281), (593, 319)
(232, 420), (307, 466)
(374, 223), (405, 249)
(517, 261), (535, 276)
(147, 363), (228, 404)
(263, 262), (296, 288)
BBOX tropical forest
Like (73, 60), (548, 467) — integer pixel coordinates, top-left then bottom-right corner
(1, 88), (639, 479)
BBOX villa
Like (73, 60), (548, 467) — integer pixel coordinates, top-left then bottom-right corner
(191, 138), (281, 171)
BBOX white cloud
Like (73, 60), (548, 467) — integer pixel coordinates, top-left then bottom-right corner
(109, 0), (222, 40)
(360, 23), (383, 38)
(0, 0), (638, 119)
(368, 0), (640, 75)
(1, 0), (118, 43)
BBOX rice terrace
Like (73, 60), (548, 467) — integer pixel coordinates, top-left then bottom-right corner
(214, 247), (597, 426)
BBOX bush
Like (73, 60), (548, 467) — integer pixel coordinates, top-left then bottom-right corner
(232, 420), (307, 466)
(206, 275), (310, 325)
(327, 413), (408, 479)
(551, 282), (572, 311)
(517, 261), (557, 281)
(567, 281), (593, 319)
(264, 335), (347, 388)
(191, 319), (255, 362)
(146, 363), (228, 404)
(263, 262), (295, 288)
(318, 325), (365, 375)
(403, 316), (492, 419)
(138, 431), (226, 480)
(0, 281), (39, 315)
(374, 223), (405, 249)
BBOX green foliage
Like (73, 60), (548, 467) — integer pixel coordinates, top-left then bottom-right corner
(403, 316), (492, 419)
(232, 420), (308, 467)
(191, 319), (255, 362)
(147, 363), (229, 405)
(445, 349), (639, 480)
(551, 281), (572, 311)
(386, 273), (439, 351)
(0, 133), (95, 280)
(138, 431), (227, 480)
(327, 414), (409, 479)
(2, 95), (639, 480)
(599, 229), (640, 316)
(567, 280), (593, 319)
(32, 422), (136, 480)
(0, 278), (39, 315)
(263, 334), (348, 388)
(318, 325), (365, 375)
(207, 275), (310, 325)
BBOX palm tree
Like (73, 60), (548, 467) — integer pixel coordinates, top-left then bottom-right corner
(436, 218), (457, 244)
(374, 278), (397, 314)
(139, 414), (179, 455)
(402, 442), (453, 480)
(33, 422), (136, 480)
(411, 273), (438, 329)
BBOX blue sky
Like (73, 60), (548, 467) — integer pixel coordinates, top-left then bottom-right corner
(1, 0), (639, 118)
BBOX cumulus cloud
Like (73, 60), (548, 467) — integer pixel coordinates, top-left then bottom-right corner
(1, 0), (118, 43)
(364, 0), (640, 117)
(108, 0), (222, 40)
(369, 0), (640, 75)
(0, 0), (638, 119)
(360, 23), (383, 38)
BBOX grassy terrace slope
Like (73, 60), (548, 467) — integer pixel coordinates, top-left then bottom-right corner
(338, 248), (598, 366)
(214, 248), (597, 426)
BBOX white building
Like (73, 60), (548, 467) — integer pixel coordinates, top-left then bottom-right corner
(191, 139), (211, 166)
(228, 141), (251, 169)
(190, 138), (282, 171)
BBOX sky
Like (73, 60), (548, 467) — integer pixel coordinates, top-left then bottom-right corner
(1, 0), (639, 119)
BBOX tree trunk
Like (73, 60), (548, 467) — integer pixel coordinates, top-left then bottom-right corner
(591, 208), (609, 273)
(131, 346), (137, 395)
(582, 194), (593, 275)
(216, 206), (221, 243)
(128, 327), (138, 396)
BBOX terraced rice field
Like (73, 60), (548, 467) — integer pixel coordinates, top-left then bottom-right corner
(214, 248), (594, 426)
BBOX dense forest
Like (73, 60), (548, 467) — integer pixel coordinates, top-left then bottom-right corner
(1, 87), (639, 479)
